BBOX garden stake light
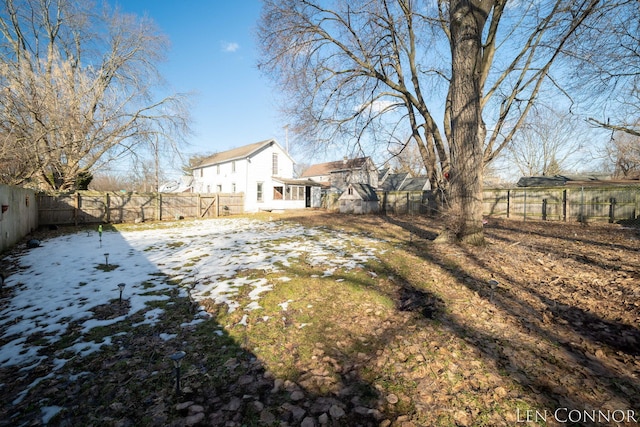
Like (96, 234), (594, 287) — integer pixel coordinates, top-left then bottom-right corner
(117, 283), (125, 304)
(170, 351), (186, 394)
(104, 253), (109, 267)
(488, 279), (499, 303)
(98, 224), (103, 247)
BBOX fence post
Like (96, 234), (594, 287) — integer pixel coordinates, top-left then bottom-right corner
(562, 189), (567, 222)
(542, 199), (547, 221)
(105, 193), (111, 223)
(523, 190), (527, 221)
(406, 192), (410, 215)
(609, 197), (616, 223)
(506, 189), (510, 218)
(74, 192), (80, 226)
(157, 193), (162, 221)
(579, 186), (585, 223)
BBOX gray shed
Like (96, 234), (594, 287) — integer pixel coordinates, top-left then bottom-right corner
(338, 183), (379, 214)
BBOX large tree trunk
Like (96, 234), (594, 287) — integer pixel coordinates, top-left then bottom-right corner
(443, 0), (492, 245)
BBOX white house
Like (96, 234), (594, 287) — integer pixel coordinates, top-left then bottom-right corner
(190, 139), (321, 212)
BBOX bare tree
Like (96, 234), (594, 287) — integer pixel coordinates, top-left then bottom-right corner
(387, 137), (426, 177)
(257, 0), (611, 243)
(0, 0), (191, 191)
(577, 1), (640, 137)
(603, 131), (640, 179)
(503, 107), (590, 177)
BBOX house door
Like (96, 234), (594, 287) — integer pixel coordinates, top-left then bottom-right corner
(305, 186), (311, 208)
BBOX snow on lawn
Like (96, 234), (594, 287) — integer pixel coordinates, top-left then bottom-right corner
(0, 218), (382, 374)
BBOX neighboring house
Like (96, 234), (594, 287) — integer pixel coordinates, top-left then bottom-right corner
(379, 172), (431, 192)
(338, 183), (379, 214)
(300, 157), (379, 192)
(397, 176), (431, 191)
(379, 172), (409, 191)
(378, 167), (391, 185)
(191, 139), (321, 212)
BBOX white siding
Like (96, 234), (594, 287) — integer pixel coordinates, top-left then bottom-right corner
(192, 140), (296, 212)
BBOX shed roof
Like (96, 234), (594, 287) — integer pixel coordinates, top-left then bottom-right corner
(340, 183), (379, 201)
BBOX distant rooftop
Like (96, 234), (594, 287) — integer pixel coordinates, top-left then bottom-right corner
(300, 157), (370, 178)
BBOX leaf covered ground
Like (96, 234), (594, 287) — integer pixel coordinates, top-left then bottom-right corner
(0, 211), (639, 426)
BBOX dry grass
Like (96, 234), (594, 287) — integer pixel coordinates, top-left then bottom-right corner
(1, 210), (639, 426)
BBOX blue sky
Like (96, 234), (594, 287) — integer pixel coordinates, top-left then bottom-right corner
(114, 1), (287, 160)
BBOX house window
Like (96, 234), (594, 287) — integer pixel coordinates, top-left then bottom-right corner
(272, 153), (278, 175)
(257, 182), (263, 202)
(217, 184), (222, 193)
(274, 186), (283, 200)
(287, 186), (305, 200)
(206, 185), (210, 193)
(232, 161), (236, 173)
(198, 169), (203, 177)
(348, 187), (353, 195)
(216, 165), (220, 175)
(232, 183), (236, 193)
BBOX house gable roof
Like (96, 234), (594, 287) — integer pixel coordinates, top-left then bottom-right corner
(400, 176), (429, 191)
(300, 157), (370, 178)
(378, 167), (390, 182)
(195, 139), (291, 168)
(379, 172), (409, 191)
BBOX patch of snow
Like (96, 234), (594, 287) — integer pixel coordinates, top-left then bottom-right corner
(0, 217), (385, 407)
(159, 333), (177, 341)
(41, 405), (63, 424)
(278, 300), (293, 311)
(245, 301), (262, 311)
(237, 314), (249, 326)
(181, 318), (206, 328)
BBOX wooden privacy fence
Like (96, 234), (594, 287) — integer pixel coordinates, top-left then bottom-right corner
(483, 186), (640, 223)
(378, 191), (435, 215)
(38, 191), (244, 225)
(324, 185), (640, 222)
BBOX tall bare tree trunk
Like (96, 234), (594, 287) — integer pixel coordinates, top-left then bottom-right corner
(444, 0), (492, 244)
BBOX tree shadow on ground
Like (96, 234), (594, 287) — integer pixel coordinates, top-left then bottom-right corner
(4, 213), (639, 426)
(383, 215), (640, 413)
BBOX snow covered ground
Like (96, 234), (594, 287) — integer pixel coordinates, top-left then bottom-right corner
(0, 217), (383, 396)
